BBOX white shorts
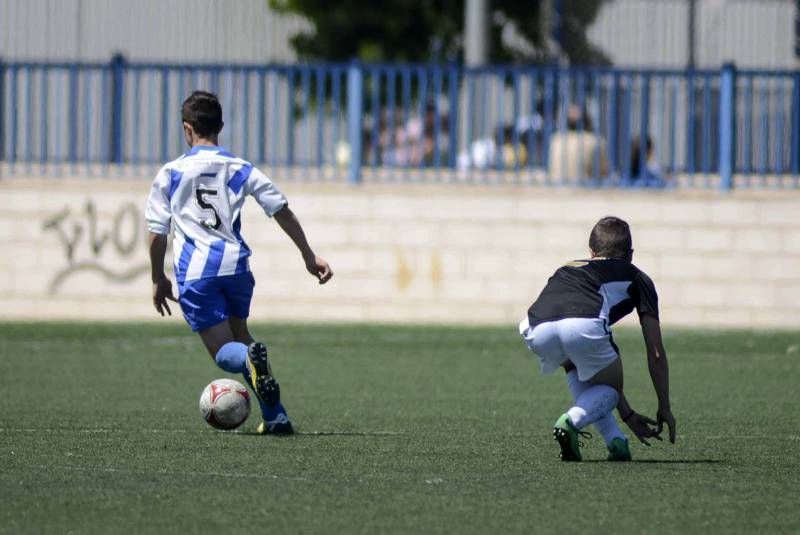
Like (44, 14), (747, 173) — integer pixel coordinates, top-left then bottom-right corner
(518, 316), (619, 381)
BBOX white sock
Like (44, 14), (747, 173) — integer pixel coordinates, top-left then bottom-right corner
(593, 413), (627, 447)
(566, 370), (626, 447)
(567, 384), (619, 430)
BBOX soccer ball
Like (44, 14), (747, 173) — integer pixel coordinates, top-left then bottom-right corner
(199, 379), (251, 430)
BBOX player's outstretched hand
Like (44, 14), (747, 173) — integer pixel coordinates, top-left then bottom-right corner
(305, 255), (333, 284)
(152, 277), (178, 316)
(657, 406), (677, 444)
(624, 411), (662, 446)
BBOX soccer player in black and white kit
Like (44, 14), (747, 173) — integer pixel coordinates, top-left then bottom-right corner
(519, 216), (676, 461)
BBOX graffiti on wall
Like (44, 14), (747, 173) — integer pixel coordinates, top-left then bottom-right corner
(43, 200), (149, 294)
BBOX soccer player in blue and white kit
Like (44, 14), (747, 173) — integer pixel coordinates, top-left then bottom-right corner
(146, 91), (333, 435)
(519, 217), (675, 461)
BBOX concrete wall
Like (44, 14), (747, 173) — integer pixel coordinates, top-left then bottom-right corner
(1, 177), (799, 328)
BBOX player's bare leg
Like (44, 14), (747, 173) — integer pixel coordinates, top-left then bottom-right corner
(198, 321), (236, 358)
(229, 316), (255, 346)
(197, 320), (265, 404)
(199, 321), (257, 379)
(229, 317), (278, 404)
(229, 317), (293, 435)
(582, 359), (629, 460)
(554, 358), (624, 461)
(586, 357), (623, 391)
(562, 361), (631, 461)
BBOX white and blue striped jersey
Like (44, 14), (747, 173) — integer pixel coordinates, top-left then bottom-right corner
(145, 146), (287, 284)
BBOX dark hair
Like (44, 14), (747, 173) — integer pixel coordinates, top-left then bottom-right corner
(564, 104), (593, 132)
(589, 216), (632, 260)
(181, 91), (223, 137)
(630, 136), (653, 178)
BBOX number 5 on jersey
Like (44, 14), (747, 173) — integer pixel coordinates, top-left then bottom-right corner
(195, 187), (221, 230)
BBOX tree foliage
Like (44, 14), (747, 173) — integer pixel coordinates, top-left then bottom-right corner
(554, 0), (610, 65)
(269, 0), (610, 65)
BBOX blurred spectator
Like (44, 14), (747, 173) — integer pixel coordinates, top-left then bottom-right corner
(547, 104), (608, 182)
(628, 136), (667, 187)
(382, 103), (449, 167)
(457, 114), (543, 170)
(335, 104), (450, 169)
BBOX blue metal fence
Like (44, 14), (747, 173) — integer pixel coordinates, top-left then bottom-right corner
(0, 57), (798, 189)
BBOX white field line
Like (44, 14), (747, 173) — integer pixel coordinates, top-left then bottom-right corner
(0, 427), (404, 436)
(704, 435), (800, 441)
(0, 428), (195, 434)
(11, 464), (312, 482)
(296, 430), (404, 436)
(0, 429), (791, 440)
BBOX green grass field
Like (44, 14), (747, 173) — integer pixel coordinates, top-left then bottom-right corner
(1, 322), (799, 534)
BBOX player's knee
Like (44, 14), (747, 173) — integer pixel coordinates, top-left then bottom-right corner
(214, 341), (248, 374)
(604, 385), (620, 406)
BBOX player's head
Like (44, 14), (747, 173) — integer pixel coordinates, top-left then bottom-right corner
(182, 91), (223, 145)
(589, 216), (633, 261)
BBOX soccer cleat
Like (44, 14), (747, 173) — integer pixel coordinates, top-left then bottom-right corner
(552, 413), (591, 462)
(607, 437), (632, 462)
(246, 342), (281, 408)
(257, 413), (294, 436)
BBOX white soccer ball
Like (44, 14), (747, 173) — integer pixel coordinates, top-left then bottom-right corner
(199, 378), (251, 430)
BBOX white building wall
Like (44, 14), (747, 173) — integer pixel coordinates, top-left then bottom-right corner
(0, 0), (309, 62)
(1, 0), (795, 68)
(588, 0), (797, 68)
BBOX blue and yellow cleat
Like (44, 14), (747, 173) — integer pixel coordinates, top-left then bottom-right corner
(607, 437), (632, 462)
(553, 413), (591, 462)
(257, 412), (294, 435)
(246, 342), (281, 407)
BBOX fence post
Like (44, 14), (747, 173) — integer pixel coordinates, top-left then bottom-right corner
(9, 64), (16, 163)
(608, 71), (619, 174)
(718, 63), (736, 191)
(447, 65), (459, 169)
(160, 66), (170, 163)
(286, 67), (295, 167)
(346, 60), (363, 184)
(109, 53), (126, 164)
(0, 57), (5, 163)
(68, 66), (79, 164)
(791, 71), (800, 176)
(638, 73), (650, 176)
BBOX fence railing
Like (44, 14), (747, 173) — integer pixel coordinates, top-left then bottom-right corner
(0, 57), (798, 189)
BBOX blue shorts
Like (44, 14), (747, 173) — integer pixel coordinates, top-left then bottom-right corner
(178, 272), (255, 332)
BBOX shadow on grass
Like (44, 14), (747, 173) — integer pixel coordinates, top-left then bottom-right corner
(582, 459), (724, 464)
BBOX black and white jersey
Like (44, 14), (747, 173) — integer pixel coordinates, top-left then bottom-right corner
(527, 258), (659, 328)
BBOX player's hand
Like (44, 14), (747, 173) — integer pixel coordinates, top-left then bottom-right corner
(305, 255), (333, 284)
(152, 276), (178, 316)
(657, 406), (677, 444)
(624, 411), (662, 446)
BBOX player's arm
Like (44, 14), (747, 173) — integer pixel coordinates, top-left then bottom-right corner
(148, 232), (177, 316)
(273, 206), (333, 284)
(145, 168), (177, 316)
(641, 313), (676, 443)
(246, 166), (332, 284)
